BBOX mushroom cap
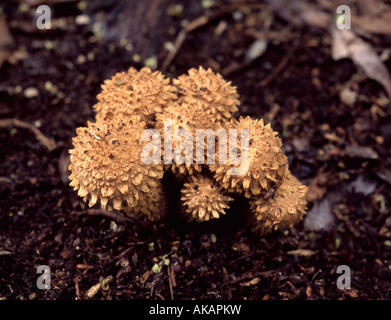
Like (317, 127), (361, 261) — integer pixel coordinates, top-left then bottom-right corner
(249, 168), (308, 235)
(173, 66), (239, 126)
(123, 180), (167, 221)
(180, 174), (233, 222)
(155, 100), (217, 175)
(68, 116), (164, 211)
(209, 116), (288, 197)
(94, 67), (177, 118)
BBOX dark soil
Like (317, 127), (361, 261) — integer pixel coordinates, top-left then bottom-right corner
(1, 0), (391, 300)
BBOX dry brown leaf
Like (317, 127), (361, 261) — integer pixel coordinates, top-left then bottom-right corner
(240, 277), (261, 287)
(343, 145), (379, 159)
(352, 13), (391, 36)
(266, 0), (330, 29)
(306, 172), (331, 202)
(140, 270), (153, 285)
(286, 249), (316, 257)
(59, 249), (71, 259)
(267, 1), (391, 98)
(306, 182), (326, 203)
(318, 0), (391, 36)
(331, 25), (391, 99)
(84, 282), (101, 299)
(343, 288), (359, 298)
(233, 242), (250, 253)
(377, 168), (391, 186)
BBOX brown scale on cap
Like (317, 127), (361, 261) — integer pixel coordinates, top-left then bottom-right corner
(248, 168), (308, 235)
(123, 180), (167, 221)
(173, 66), (240, 126)
(94, 67), (177, 119)
(180, 175), (233, 222)
(209, 116), (288, 198)
(155, 100), (216, 176)
(68, 116), (164, 211)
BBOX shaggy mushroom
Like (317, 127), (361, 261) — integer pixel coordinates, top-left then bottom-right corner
(68, 116), (164, 211)
(173, 66), (240, 126)
(123, 180), (167, 221)
(181, 174), (233, 222)
(248, 167), (308, 235)
(155, 100), (216, 175)
(68, 65), (308, 235)
(94, 66), (177, 119)
(210, 116), (288, 198)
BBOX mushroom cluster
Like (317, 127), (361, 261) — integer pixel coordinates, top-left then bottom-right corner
(69, 66), (308, 234)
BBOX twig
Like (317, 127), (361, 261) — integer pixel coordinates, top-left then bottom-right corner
(161, 29), (187, 72)
(227, 251), (262, 265)
(260, 53), (290, 87)
(114, 243), (146, 259)
(0, 118), (56, 151)
(168, 265), (174, 300)
(85, 209), (132, 223)
(73, 276), (81, 299)
(220, 271), (275, 288)
(155, 293), (165, 300)
(161, 4), (261, 72)
(161, 14), (210, 72)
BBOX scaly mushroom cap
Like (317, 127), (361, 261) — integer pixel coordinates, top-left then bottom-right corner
(249, 169), (308, 235)
(209, 116), (288, 197)
(68, 116), (164, 211)
(181, 175), (233, 222)
(173, 66), (239, 126)
(94, 67), (177, 118)
(123, 180), (167, 221)
(155, 100), (216, 175)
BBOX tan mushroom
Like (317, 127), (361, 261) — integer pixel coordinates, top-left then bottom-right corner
(123, 180), (167, 221)
(209, 116), (288, 198)
(248, 167), (308, 235)
(181, 174), (233, 222)
(68, 116), (163, 211)
(155, 100), (216, 175)
(68, 65), (308, 234)
(173, 66), (239, 126)
(94, 66), (177, 119)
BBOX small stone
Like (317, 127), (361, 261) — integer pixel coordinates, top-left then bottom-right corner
(24, 87), (39, 98)
(77, 54), (86, 64)
(75, 14), (90, 25)
(245, 39), (267, 63)
(340, 86), (357, 106)
(132, 54), (141, 62)
(232, 10), (243, 21)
